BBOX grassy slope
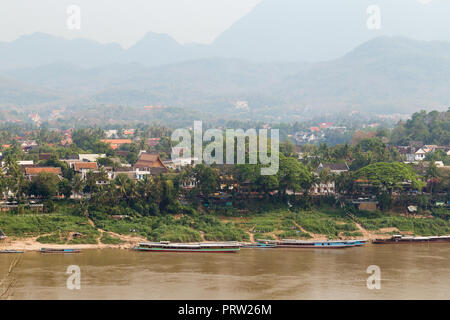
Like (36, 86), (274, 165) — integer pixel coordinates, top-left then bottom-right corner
(1, 207), (449, 244)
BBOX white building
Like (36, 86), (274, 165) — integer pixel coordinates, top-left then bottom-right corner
(78, 154), (106, 162)
(414, 148), (427, 161)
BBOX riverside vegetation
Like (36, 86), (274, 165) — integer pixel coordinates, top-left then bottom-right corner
(1, 200), (449, 245)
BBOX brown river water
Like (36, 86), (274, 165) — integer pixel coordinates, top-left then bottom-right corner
(1, 244), (449, 299)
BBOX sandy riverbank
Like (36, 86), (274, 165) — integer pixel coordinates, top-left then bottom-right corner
(0, 234), (146, 252)
(0, 220), (401, 252)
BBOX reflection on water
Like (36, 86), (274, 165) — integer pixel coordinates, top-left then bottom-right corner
(1, 244), (449, 299)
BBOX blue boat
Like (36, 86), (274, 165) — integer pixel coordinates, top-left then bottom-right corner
(352, 239), (368, 246)
(40, 248), (81, 253)
(257, 239), (361, 248)
(241, 241), (277, 248)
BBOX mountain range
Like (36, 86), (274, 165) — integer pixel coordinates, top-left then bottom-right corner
(1, 0), (450, 120)
(1, 0), (450, 69)
(1, 36), (450, 121)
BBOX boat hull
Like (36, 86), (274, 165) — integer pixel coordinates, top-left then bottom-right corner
(241, 245), (276, 249)
(133, 247), (239, 253)
(257, 239), (365, 249)
(275, 244), (351, 249)
(373, 236), (450, 244)
(373, 239), (450, 244)
(0, 250), (24, 254)
(40, 249), (81, 253)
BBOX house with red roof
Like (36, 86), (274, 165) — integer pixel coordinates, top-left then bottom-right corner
(25, 167), (62, 181)
(73, 162), (99, 179)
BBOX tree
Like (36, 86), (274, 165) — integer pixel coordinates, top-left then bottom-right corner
(355, 162), (424, 194)
(114, 174), (132, 200)
(390, 110), (450, 146)
(58, 178), (73, 199)
(71, 175), (85, 199)
(335, 172), (356, 195)
(425, 161), (440, 194)
(0, 171), (8, 199)
(29, 173), (60, 199)
(192, 164), (219, 198)
(280, 139), (296, 157)
(425, 149), (450, 166)
(97, 157), (114, 167)
(277, 154), (311, 196)
(72, 128), (106, 151)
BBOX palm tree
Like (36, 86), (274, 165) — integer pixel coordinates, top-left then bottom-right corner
(138, 175), (154, 202)
(114, 174), (131, 201)
(0, 171), (7, 200)
(308, 173), (320, 195)
(425, 161), (440, 194)
(71, 175), (85, 200)
(318, 168), (331, 194)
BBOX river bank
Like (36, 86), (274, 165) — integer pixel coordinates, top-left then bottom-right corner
(0, 232), (146, 251)
(1, 207), (449, 252)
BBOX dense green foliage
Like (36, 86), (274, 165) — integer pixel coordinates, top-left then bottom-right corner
(355, 162), (424, 192)
(391, 110), (450, 146)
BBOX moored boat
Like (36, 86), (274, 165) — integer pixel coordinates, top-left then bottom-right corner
(133, 241), (240, 253)
(0, 250), (24, 254)
(257, 239), (361, 248)
(40, 248), (81, 253)
(373, 235), (450, 244)
(348, 239), (368, 246)
(240, 241), (277, 248)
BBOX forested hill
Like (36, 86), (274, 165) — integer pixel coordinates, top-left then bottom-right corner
(390, 109), (450, 146)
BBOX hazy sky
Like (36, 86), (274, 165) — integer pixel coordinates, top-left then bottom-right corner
(0, 0), (262, 47)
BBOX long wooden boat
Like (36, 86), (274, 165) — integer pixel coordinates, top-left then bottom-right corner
(373, 235), (450, 244)
(257, 239), (364, 248)
(40, 248), (81, 253)
(240, 242), (277, 249)
(0, 250), (24, 254)
(351, 239), (368, 246)
(133, 241), (240, 253)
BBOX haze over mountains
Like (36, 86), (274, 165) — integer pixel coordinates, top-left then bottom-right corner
(2, 0), (450, 69)
(2, 36), (450, 120)
(1, 0), (450, 120)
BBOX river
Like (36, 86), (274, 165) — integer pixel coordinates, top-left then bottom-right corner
(1, 244), (449, 299)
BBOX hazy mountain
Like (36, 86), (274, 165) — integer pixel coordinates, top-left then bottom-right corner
(0, 31), (209, 69)
(279, 37), (450, 114)
(210, 0), (450, 62)
(123, 32), (209, 66)
(3, 62), (145, 95)
(84, 37), (450, 115)
(0, 32), (124, 69)
(0, 75), (61, 105)
(1, 37), (450, 119)
(86, 58), (308, 111)
(2, 1), (450, 69)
